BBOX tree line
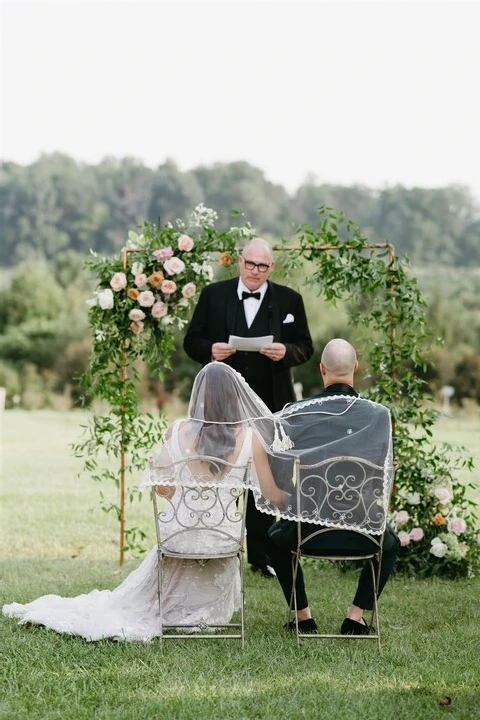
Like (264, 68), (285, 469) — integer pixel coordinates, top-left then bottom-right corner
(0, 153), (479, 409)
(1, 153), (479, 267)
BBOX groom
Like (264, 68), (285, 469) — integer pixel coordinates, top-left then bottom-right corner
(183, 237), (313, 577)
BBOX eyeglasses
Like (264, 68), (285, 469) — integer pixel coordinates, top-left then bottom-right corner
(241, 258), (271, 273)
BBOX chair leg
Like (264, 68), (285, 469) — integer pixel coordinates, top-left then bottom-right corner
(289, 552), (302, 647)
(368, 558), (381, 650)
(239, 552), (245, 649)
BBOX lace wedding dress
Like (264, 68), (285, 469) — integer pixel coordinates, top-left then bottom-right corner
(2, 422), (251, 643)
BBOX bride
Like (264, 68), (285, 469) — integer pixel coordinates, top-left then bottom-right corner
(2, 362), (288, 642)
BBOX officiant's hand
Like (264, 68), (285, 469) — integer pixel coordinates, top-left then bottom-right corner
(260, 343), (286, 362)
(211, 342), (237, 361)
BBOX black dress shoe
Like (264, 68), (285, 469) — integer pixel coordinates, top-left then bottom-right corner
(284, 618), (318, 634)
(340, 617), (371, 635)
(250, 564), (276, 578)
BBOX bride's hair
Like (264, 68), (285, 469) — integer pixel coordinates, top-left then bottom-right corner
(196, 364), (241, 463)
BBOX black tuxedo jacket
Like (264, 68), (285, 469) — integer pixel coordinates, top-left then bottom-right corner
(183, 278), (313, 410)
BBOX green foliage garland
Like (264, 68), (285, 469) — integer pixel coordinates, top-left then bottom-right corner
(285, 207), (479, 578)
(74, 205), (254, 558)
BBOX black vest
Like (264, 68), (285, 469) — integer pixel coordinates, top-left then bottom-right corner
(227, 295), (272, 381)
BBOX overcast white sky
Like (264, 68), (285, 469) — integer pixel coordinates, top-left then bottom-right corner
(2, 0), (479, 198)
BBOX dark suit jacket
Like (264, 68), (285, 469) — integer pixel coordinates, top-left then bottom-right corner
(183, 277), (313, 411)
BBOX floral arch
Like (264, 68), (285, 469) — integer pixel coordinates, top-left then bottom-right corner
(75, 204), (479, 579)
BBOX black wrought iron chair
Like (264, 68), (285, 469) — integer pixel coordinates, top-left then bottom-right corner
(289, 454), (393, 649)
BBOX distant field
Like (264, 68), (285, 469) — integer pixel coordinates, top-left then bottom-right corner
(2, 408), (479, 560)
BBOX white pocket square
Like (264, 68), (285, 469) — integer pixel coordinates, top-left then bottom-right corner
(283, 314), (294, 324)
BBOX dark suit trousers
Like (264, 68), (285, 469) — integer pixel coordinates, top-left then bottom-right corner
(266, 523), (400, 611)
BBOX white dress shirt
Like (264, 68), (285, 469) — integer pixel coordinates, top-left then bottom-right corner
(237, 280), (268, 328)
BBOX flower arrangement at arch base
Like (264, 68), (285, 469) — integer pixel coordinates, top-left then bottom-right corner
(75, 205), (255, 559)
(390, 447), (480, 579)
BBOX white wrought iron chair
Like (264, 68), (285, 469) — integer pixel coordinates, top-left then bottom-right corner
(150, 454), (251, 646)
(289, 453), (393, 649)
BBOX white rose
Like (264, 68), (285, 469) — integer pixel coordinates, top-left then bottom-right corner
(86, 296), (98, 308)
(131, 262), (144, 276)
(434, 487), (453, 505)
(98, 288), (114, 310)
(406, 492), (421, 505)
(430, 538), (448, 558)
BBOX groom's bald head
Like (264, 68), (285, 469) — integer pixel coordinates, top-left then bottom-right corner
(320, 339), (358, 386)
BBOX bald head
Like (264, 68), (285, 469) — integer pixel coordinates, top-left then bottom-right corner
(243, 237), (273, 262)
(320, 338), (358, 387)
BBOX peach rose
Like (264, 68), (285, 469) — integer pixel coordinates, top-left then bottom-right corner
(110, 272), (127, 292)
(432, 513), (447, 526)
(161, 280), (177, 295)
(127, 287), (140, 300)
(137, 290), (155, 307)
(148, 271), (164, 288)
(178, 234), (194, 252)
(218, 252), (231, 267)
(130, 321), (144, 334)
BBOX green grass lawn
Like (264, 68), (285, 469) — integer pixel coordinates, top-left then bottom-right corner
(1, 409), (480, 720)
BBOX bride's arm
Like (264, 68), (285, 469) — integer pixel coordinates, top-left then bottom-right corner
(252, 433), (290, 508)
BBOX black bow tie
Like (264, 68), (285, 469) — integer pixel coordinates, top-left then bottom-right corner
(242, 291), (261, 301)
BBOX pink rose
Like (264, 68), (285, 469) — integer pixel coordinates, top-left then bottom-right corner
(134, 273), (148, 288)
(178, 234), (194, 252)
(398, 531), (411, 547)
(130, 321), (144, 334)
(137, 290), (155, 307)
(409, 527), (424, 542)
(163, 257), (186, 275)
(129, 308), (146, 322)
(110, 272), (127, 292)
(395, 510), (410, 527)
(182, 282), (196, 298)
(447, 517), (466, 535)
(161, 280), (177, 295)
(152, 246), (174, 261)
(151, 301), (168, 318)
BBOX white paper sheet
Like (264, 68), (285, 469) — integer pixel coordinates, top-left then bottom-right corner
(228, 334), (274, 351)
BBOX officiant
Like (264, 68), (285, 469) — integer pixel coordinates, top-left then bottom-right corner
(183, 237), (313, 577)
